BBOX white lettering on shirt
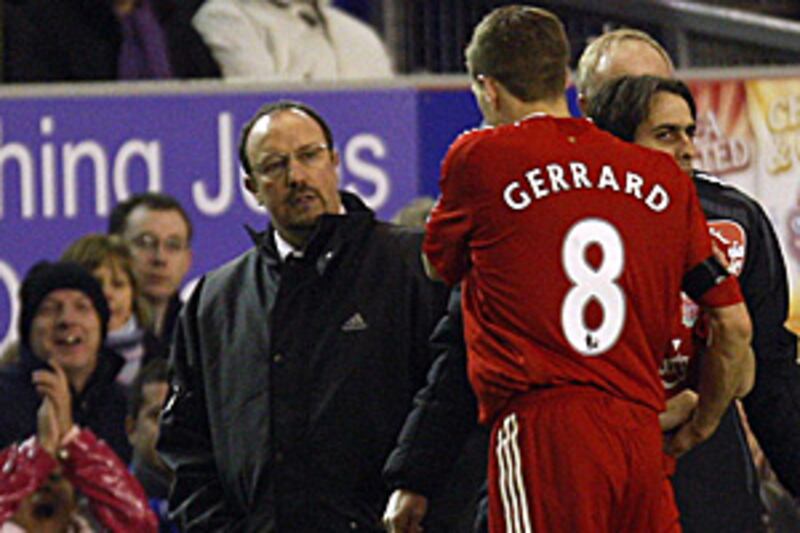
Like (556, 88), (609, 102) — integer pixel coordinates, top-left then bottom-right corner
(501, 162), (671, 213)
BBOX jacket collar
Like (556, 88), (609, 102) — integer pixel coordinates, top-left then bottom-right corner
(246, 191), (375, 274)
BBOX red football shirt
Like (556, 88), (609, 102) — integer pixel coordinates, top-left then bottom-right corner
(424, 115), (743, 423)
(662, 219), (748, 398)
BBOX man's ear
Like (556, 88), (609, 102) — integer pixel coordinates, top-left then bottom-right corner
(482, 76), (501, 110)
(577, 93), (589, 116)
(330, 149), (341, 186)
(244, 175), (257, 195)
(125, 415), (136, 440)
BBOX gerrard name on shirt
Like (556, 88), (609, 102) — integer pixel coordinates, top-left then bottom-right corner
(502, 161), (670, 213)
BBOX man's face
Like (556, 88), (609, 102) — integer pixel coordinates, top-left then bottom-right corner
(634, 91), (697, 175)
(127, 381), (170, 474)
(29, 289), (101, 375)
(123, 206), (192, 304)
(12, 469), (76, 533)
(244, 109), (342, 240)
(92, 260), (133, 332)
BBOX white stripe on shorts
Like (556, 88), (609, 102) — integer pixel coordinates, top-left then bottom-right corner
(495, 413), (532, 533)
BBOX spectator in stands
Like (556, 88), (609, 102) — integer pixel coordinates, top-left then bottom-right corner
(3, 0), (219, 82)
(108, 193), (193, 360)
(62, 234), (153, 387)
(192, 0), (393, 80)
(127, 359), (176, 532)
(0, 344), (20, 368)
(0, 262), (131, 465)
(0, 358), (158, 532)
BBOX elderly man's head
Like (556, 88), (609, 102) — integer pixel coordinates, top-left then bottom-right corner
(576, 29), (674, 109)
(239, 101), (343, 248)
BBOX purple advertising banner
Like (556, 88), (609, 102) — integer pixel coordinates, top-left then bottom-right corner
(0, 86), (426, 351)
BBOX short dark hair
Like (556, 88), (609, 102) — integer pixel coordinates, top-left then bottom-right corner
(238, 100), (335, 176)
(587, 75), (697, 143)
(128, 358), (169, 419)
(108, 192), (193, 243)
(466, 5), (569, 102)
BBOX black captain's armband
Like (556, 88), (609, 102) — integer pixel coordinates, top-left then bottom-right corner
(682, 256), (730, 301)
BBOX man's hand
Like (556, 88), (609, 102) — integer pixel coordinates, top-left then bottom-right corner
(32, 359), (73, 436)
(421, 253), (443, 282)
(382, 489), (428, 533)
(664, 412), (719, 458)
(37, 396), (60, 456)
(659, 389), (698, 432)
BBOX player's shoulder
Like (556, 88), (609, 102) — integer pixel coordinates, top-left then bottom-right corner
(448, 124), (495, 152)
(692, 169), (772, 227)
(622, 141), (684, 170)
(443, 125), (500, 170)
(693, 169), (750, 197)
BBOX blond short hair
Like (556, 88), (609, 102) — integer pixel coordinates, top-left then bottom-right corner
(576, 28), (673, 102)
(61, 233), (152, 328)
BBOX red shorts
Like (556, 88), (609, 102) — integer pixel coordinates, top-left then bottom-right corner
(488, 385), (680, 533)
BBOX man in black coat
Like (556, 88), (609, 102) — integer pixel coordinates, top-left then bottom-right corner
(157, 100), (451, 532)
(0, 261), (130, 462)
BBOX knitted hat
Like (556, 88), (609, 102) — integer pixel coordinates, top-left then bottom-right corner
(18, 261), (110, 349)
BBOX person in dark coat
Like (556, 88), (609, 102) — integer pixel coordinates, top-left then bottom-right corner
(157, 100), (452, 532)
(0, 261), (131, 463)
(3, 0), (219, 82)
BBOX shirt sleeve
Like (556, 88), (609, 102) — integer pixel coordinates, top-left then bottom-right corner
(0, 438), (58, 524)
(62, 430), (158, 533)
(192, 0), (278, 79)
(423, 134), (480, 286)
(682, 174), (743, 308)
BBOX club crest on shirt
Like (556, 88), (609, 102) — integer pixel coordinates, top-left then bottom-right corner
(680, 293), (700, 329)
(708, 220), (747, 276)
(661, 338), (690, 391)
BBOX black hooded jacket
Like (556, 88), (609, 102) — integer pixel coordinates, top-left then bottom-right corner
(157, 192), (449, 532)
(0, 345), (130, 462)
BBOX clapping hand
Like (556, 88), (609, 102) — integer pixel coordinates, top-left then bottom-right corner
(33, 360), (74, 455)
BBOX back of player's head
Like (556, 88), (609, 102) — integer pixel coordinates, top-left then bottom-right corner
(466, 5), (569, 103)
(587, 75), (696, 142)
(576, 28), (674, 103)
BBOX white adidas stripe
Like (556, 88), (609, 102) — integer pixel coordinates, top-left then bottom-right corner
(496, 413), (532, 533)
